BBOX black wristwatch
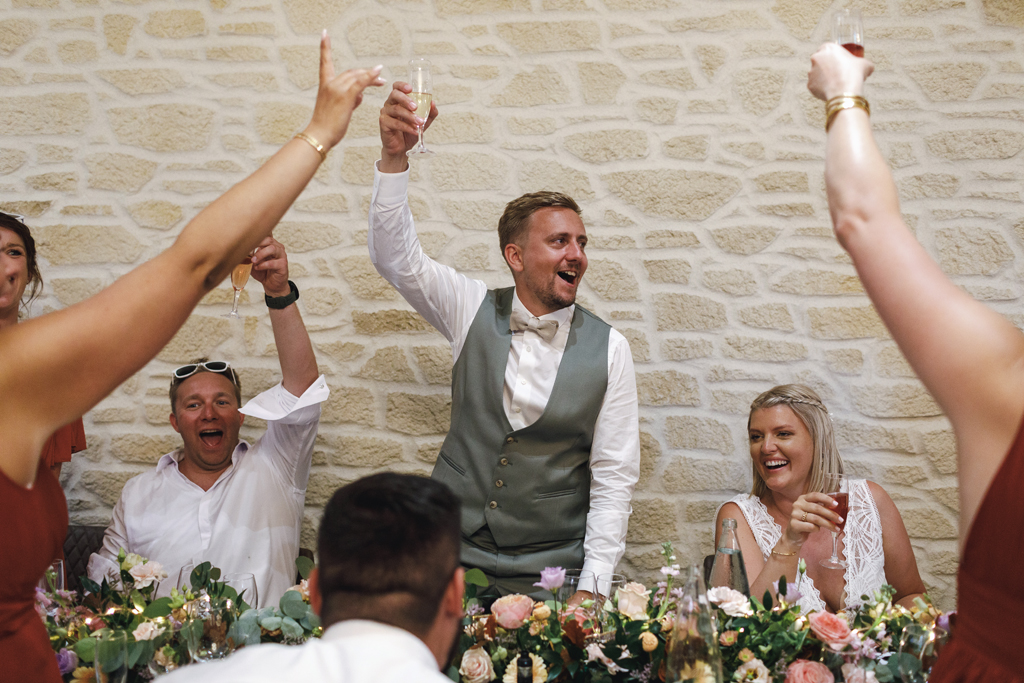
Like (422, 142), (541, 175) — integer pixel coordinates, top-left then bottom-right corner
(265, 280), (299, 309)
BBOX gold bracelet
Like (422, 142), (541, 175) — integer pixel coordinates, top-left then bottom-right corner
(294, 132), (327, 163)
(825, 94), (870, 132)
(771, 549), (799, 557)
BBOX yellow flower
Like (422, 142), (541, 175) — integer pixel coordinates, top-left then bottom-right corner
(532, 603), (551, 621)
(71, 667), (95, 681)
(640, 631), (658, 652)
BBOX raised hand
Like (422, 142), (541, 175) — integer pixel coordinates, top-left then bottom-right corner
(807, 42), (874, 102)
(783, 492), (842, 548)
(303, 31), (386, 151)
(249, 235), (290, 297)
(379, 81), (439, 172)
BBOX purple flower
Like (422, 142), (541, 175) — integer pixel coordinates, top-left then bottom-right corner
(776, 578), (803, 605)
(56, 648), (78, 675)
(533, 566), (566, 592)
(936, 612), (953, 633)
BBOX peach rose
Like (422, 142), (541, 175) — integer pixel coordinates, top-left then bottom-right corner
(640, 631), (658, 652)
(491, 594), (535, 630)
(616, 582), (651, 620)
(808, 611), (853, 649)
(785, 660), (834, 683)
(532, 603), (551, 621)
(459, 647), (496, 683)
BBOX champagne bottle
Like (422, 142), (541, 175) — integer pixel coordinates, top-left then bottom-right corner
(709, 518), (750, 596)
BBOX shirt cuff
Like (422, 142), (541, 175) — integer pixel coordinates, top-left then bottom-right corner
(580, 559), (617, 594)
(373, 160), (410, 205)
(239, 375), (330, 421)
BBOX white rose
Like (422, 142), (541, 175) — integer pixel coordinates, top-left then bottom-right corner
(734, 658), (770, 683)
(132, 621), (165, 641)
(615, 582), (651, 620)
(459, 647), (495, 683)
(129, 561), (168, 589)
(120, 553), (145, 571)
(707, 587), (753, 617)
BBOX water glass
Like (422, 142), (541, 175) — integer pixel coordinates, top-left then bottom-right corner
(94, 631), (128, 683)
(183, 596), (237, 662)
(595, 573), (626, 639)
(898, 623), (949, 682)
(222, 572), (258, 609)
(556, 569), (595, 604)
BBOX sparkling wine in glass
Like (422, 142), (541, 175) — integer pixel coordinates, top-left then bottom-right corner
(820, 474), (849, 569)
(225, 251), (254, 318)
(407, 58), (435, 158)
(833, 9), (864, 57)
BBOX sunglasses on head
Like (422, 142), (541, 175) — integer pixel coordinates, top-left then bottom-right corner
(173, 360), (234, 381)
(0, 211), (28, 226)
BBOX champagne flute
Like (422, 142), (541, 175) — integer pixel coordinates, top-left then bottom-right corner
(225, 250), (255, 318)
(820, 474), (849, 569)
(833, 9), (864, 57)
(406, 58), (435, 158)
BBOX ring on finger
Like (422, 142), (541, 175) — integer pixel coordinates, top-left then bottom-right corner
(801, 512), (808, 522)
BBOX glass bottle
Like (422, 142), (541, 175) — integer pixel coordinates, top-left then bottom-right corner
(709, 518), (750, 596)
(666, 565), (723, 683)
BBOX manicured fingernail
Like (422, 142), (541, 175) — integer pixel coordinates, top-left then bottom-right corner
(322, 29), (327, 39)
(372, 64), (383, 74)
(837, 516), (844, 523)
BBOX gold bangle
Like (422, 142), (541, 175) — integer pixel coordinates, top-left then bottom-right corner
(824, 94), (870, 132)
(771, 549), (799, 557)
(294, 132), (327, 163)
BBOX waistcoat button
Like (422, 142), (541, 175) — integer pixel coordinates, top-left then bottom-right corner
(495, 480), (504, 488)
(500, 457), (509, 466)
(505, 436), (514, 444)
(489, 500), (498, 509)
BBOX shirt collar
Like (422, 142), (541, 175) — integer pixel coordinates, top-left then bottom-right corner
(155, 441), (250, 475)
(511, 288), (574, 329)
(321, 619), (438, 665)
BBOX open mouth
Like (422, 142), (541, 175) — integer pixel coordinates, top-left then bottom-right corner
(557, 270), (578, 285)
(763, 459), (788, 471)
(199, 429), (224, 448)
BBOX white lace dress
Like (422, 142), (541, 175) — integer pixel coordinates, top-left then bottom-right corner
(721, 479), (887, 614)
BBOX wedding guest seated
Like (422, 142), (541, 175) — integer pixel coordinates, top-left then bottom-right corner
(808, 43), (1024, 682)
(716, 384), (925, 613)
(162, 472), (463, 683)
(87, 237), (326, 609)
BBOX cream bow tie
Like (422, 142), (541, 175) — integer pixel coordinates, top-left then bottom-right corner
(509, 309), (559, 342)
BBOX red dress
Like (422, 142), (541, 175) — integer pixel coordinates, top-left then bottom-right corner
(40, 417), (87, 470)
(0, 460), (67, 683)
(930, 416), (1024, 682)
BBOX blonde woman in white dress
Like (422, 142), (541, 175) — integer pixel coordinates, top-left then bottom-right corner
(715, 384), (925, 613)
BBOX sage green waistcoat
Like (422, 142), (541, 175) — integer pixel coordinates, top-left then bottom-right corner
(431, 286), (610, 550)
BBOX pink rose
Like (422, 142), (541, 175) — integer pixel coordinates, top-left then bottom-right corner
(785, 660), (834, 683)
(841, 663), (878, 683)
(808, 611), (853, 649)
(491, 594), (534, 630)
(459, 646), (496, 683)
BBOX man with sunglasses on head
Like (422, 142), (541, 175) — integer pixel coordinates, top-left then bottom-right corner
(87, 236), (328, 608)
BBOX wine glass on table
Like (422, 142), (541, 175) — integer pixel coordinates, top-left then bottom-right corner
(820, 474), (849, 569)
(833, 8), (864, 57)
(406, 58), (434, 158)
(898, 622), (949, 682)
(225, 250), (255, 318)
(222, 572), (258, 610)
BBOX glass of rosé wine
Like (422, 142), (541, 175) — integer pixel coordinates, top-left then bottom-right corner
(225, 250), (255, 318)
(833, 9), (864, 57)
(820, 474), (849, 569)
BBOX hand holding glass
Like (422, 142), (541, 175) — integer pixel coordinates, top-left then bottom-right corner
(833, 9), (864, 57)
(407, 58), (434, 158)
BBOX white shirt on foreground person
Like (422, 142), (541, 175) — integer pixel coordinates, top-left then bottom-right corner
(86, 378), (328, 609)
(159, 620), (450, 683)
(368, 162), (640, 582)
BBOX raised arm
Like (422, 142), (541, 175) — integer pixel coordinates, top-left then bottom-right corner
(0, 34), (383, 486)
(809, 43), (1024, 536)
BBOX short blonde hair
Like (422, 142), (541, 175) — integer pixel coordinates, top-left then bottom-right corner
(747, 384), (844, 498)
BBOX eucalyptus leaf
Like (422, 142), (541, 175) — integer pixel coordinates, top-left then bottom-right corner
(464, 568), (489, 588)
(260, 616), (283, 631)
(296, 555), (314, 580)
(143, 597), (173, 618)
(281, 616), (303, 639)
(280, 590), (308, 619)
(73, 636), (95, 663)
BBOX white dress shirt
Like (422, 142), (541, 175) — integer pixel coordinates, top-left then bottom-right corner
(87, 377), (328, 608)
(159, 620), (450, 683)
(368, 163), (640, 582)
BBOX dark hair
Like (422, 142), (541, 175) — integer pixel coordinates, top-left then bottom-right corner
(168, 357), (242, 412)
(317, 473), (461, 634)
(0, 211), (43, 312)
(497, 191), (581, 266)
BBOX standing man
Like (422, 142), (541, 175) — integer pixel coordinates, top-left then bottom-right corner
(369, 83), (640, 598)
(88, 236), (328, 608)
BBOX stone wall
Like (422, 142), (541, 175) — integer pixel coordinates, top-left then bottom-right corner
(4, 0), (1022, 611)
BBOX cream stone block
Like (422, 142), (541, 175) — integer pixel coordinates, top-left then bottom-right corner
(431, 153), (509, 191)
(0, 200), (50, 217)
(164, 180), (223, 195)
(78, 470), (148, 507)
(722, 336), (807, 362)
(925, 129), (1024, 159)
(0, 68), (21, 86)
(930, 487), (959, 514)
(219, 22), (276, 36)
(315, 340), (364, 363)
(663, 135), (709, 160)
(0, 94), (91, 135)
(620, 328), (650, 363)
(0, 150), (28, 175)
(923, 429), (957, 474)
(26, 172), (76, 192)
(0, 18), (38, 55)
(208, 72), (278, 92)
(451, 65), (500, 80)
(835, 420), (915, 453)
(282, 0), (359, 34)
(645, 230), (700, 248)
(603, 170), (740, 219)
(898, 173), (960, 199)
(695, 45), (727, 79)
(50, 277), (104, 306)
(585, 259), (640, 300)
(724, 142), (767, 160)
(703, 269), (757, 296)
(662, 11), (769, 32)
(754, 171), (808, 193)
(413, 346), (453, 385)
(36, 145), (72, 164)
(339, 147), (380, 186)
(435, 84), (474, 105)
(770, 0), (831, 38)
(126, 200), (182, 230)
(636, 97), (677, 124)
(654, 293), (726, 331)
(620, 44), (682, 60)
(825, 349), (864, 375)
(103, 14), (136, 55)
(710, 226), (779, 255)
(386, 392), (451, 435)
(95, 406), (139, 424)
(442, 199), (504, 231)
(295, 194), (347, 213)
(108, 104), (214, 152)
(772, 269), (863, 296)
(274, 221), (341, 253)
(207, 46), (270, 62)
(640, 68), (696, 92)
(254, 102), (310, 144)
(331, 436), (404, 468)
(734, 68), (786, 115)
(901, 0), (965, 14)
(454, 243), (490, 270)
(339, 255), (400, 300)
(907, 62), (986, 101)
(496, 21), (600, 53)
(304, 472), (353, 506)
(735, 304), (793, 331)
(144, 10), (205, 39)
(662, 338), (714, 360)
(809, 306), (889, 340)
(637, 431), (661, 488)
(518, 159), (593, 199)
(302, 287), (345, 316)
(111, 434), (181, 464)
(636, 370), (699, 406)
(492, 65), (569, 106)
(851, 382), (941, 418)
(61, 205), (113, 217)
(643, 259), (691, 285)
(981, 0), (1024, 26)
(883, 465), (929, 485)
(279, 45), (318, 90)
(347, 16), (400, 56)
(625, 497), (679, 544)
(428, 112), (495, 144)
(876, 344), (915, 379)
(58, 40), (98, 63)
(684, 500), (723, 524)
(665, 415), (732, 453)
(564, 129), (648, 163)
(663, 456), (740, 492)
(436, 0), (529, 14)
(357, 346), (416, 382)
(36, 224), (142, 265)
(417, 442), (444, 464)
(352, 309), (435, 335)
(84, 153), (157, 192)
(935, 226), (1013, 274)
(413, 42), (458, 54)
(156, 316), (233, 362)
(320, 387), (375, 426)
(901, 506), (958, 539)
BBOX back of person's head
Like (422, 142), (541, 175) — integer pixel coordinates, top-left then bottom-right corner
(0, 211), (43, 311)
(497, 191), (581, 268)
(748, 383), (843, 497)
(317, 473), (461, 635)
